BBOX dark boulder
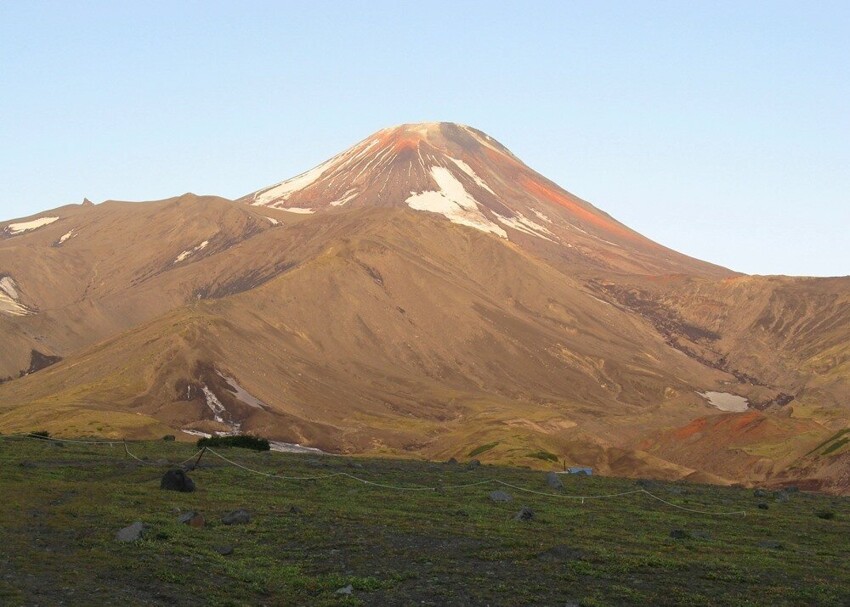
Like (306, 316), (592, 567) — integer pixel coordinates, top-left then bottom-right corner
(160, 469), (195, 493)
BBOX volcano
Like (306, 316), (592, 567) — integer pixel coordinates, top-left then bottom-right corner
(1, 123), (848, 492)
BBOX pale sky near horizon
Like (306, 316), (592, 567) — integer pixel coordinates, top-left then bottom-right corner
(1, 1), (848, 276)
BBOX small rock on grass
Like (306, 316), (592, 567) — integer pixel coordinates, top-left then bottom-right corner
(514, 507), (534, 521)
(335, 585), (353, 595)
(177, 511), (205, 527)
(489, 490), (512, 503)
(757, 503), (769, 510)
(669, 529), (690, 539)
(467, 459), (481, 469)
(537, 545), (584, 561)
(546, 472), (564, 491)
(215, 545), (234, 556)
(115, 521), (147, 542)
(758, 540), (784, 550)
(222, 509), (251, 525)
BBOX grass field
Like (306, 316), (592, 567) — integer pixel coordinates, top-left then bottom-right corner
(0, 436), (848, 606)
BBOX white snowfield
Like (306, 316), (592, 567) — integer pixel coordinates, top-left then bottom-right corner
(493, 211), (555, 242)
(277, 207), (315, 214)
(57, 229), (76, 244)
(5, 216), (59, 235)
(406, 166), (507, 238)
(699, 391), (750, 412)
(329, 188), (358, 207)
(174, 240), (209, 264)
(0, 276), (30, 316)
(252, 160), (333, 207)
(448, 157), (496, 195)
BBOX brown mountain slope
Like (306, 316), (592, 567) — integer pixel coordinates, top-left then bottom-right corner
(0, 122), (847, 491)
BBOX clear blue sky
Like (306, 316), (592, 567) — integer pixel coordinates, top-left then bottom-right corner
(1, 1), (848, 276)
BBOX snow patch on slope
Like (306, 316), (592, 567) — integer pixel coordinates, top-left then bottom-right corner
(406, 167), (507, 238)
(448, 157), (495, 194)
(278, 207), (315, 214)
(219, 372), (267, 410)
(265, 216), (280, 225)
(5, 216), (59, 235)
(56, 229), (77, 245)
(493, 211), (555, 242)
(252, 158), (335, 206)
(0, 276), (30, 316)
(174, 240), (209, 264)
(329, 189), (358, 207)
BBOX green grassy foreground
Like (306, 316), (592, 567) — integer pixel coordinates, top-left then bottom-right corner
(0, 436), (848, 606)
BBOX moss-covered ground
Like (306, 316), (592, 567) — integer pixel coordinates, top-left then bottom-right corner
(0, 436), (848, 606)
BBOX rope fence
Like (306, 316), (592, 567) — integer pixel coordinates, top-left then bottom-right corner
(1, 433), (748, 517)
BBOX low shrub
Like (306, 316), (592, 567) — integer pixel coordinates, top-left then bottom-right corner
(196, 434), (270, 451)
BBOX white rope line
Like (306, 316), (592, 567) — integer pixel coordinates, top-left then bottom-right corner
(206, 449), (746, 516)
(123, 442), (204, 467)
(639, 488), (748, 516)
(207, 448), (349, 481)
(493, 480), (646, 500)
(18, 433), (123, 445)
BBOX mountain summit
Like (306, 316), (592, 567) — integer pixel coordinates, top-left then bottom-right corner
(240, 123), (726, 276)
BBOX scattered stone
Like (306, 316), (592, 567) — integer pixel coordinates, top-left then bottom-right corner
(514, 507), (534, 521)
(177, 511), (205, 528)
(115, 521), (147, 542)
(467, 459), (481, 469)
(162, 435), (176, 442)
(287, 505), (303, 515)
(537, 545), (584, 561)
(222, 509), (251, 525)
(160, 469), (195, 493)
(489, 490), (513, 503)
(757, 503), (770, 510)
(546, 471), (564, 491)
(669, 529), (690, 539)
(758, 540), (784, 550)
(816, 510), (835, 520)
(335, 585), (354, 596)
(753, 488), (769, 498)
(214, 545), (234, 556)
(454, 509), (469, 518)
(446, 457), (458, 465)
(775, 490), (791, 503)
(636, 479), (659, 489)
